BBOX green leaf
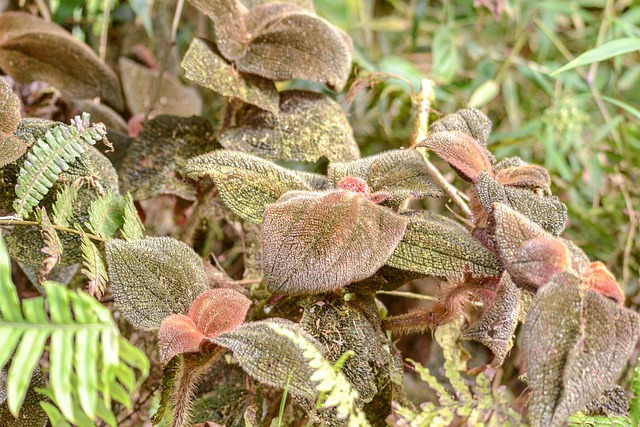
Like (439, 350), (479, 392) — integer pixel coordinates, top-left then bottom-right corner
(262, 190), (408, 294)
(467, 80), (500, 109)
(522, 274), (640, 427)
(121, 193), (144, 240)
(78, 230), (108, 300)
(600, 95), (640, 120)
(37, 208), (63, 284)
(327, 149), (442, 207)
(105, 237), (209, 330)
(85, 192), (125, 238)
(219, 90), (359, 163)
(630, 356), (640, 426)
(0, 12), (123, 110)
(182, 38), (279, 115)
(13, 113), (107, 218)
(551, 38), (640, 75)
(183, 150), (315, 223)
(387, 211), (502, 279)
(51, 183), (78, 228)
(431, 26), (459, 84)
(119, 115), (218, 201)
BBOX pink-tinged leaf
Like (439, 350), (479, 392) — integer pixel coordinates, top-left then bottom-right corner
(418, 131), (493, 182)
(510, 236), (571, 291)
(495, 164), (551, 194)
(487, 202), (547, 263)
(262, 190), (408, 295)
(157, 314), (206, 363)
(581, 261), (624, 305)
(188, 289), (251, 338)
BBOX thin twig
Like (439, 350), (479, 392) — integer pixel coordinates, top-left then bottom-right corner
(376, 290), (438, 301)
(99, 0), (111, 62)
(34, 0), (51, 22)
(412, 78), (472, 218)
(614, 165), (637, 289)
(0, 218), (107, 243)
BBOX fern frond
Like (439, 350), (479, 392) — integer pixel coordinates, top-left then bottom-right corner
(0, 236), (149, 425)
(629, 356), (640, 426)
(77, 228), (108, 299)
(52, 184), (79, 227)
(568, 412), (631, 426)
(121, 193), (144, 240)
(85, 191), (124, 238)
(38, 208), (63, 284)
(13, 113), (107, 219)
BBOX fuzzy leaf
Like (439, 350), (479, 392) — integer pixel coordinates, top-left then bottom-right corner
(418, 131), (493, 182)
(156, 315), (204, 363)
(85, 192), (125, 238)
(220, 90), (359, 163)
(495, 164), (551, 194)
(429, 108), (493, 146)
(522, 273), (640, 427)
(262, 190), (408, 295)
(51, 183), (78, 227)
(121, 193), (144, 240)
(78, 230), (108, 300)
(387, 211), (502, 279)
(581, 261), (625, 305)
(105, 237), (208, 331)
(119, 115), (218, 201)
(0, 77), (20, 134)
(188, 0), (247, 60)
(477, 172), (567, 235)
(0, 367), (48, 427)
(37, 208), (62, 284)
(119, 58), (202, 118)
(0, 134), (27, 168)
(182, 38), (279, 115)
(183, 150), (314, 223)
(0, 12), (123, 110)
(328, 149), (442, 207)
(213, 319), (321, 402)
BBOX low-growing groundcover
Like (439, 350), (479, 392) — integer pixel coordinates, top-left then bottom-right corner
(0, 1), (639, 426)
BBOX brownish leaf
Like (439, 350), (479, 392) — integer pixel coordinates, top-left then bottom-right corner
(0, 12), (123, 110)
(262, 190), (408, 294)
(429, 108), (493, 146)
(581, 261), (624, 305)
(188, 288), (251, 337)
(157, 314), (205, 363)
(0, 77), (20, 134)
(0, 134), (27, 168)
(495, 164), (551, 194)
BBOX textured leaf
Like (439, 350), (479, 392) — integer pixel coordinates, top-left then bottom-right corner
(522, 274), (640, 427)
(387, 211), (502, 279)
(187, 0), (247, 60)
(0, 12), (123, 110)
(583, 385), (629, 417)
(105, 237), (208, 331)
(119, 115), (218, 201)
(220, 90), (359, 163)
(418, 131), (493, 182)
(70, 99), (128, 134)
(78, 231), (108, 300)
(182, 38), (279, 115)
(0, 77), (20, 134)
(0, 367), (48, 427)
(476, 172), (567, 235)
(213, 319), (321, 402)
(183, 150), (314, 223)
(51, 183), (78, 227)
(429, 108), (492, 146)
(495, 164), (551, 194)
(85, 192), (125, 238)
(157, 315), (204, 363)
(119, 58), (202, 118)
(121, 193), (144, 240)
(37, 208), (62, 284)
(0, 134), (27, 168)
(262, 190), (409, 295)
(581, 261), (624, 305)
(328, 149), (442, 207)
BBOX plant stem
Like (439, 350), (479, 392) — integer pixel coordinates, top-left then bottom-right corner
(99, 0), (111, 62)
(0, 218), (107, 243)
(411, 78), (472, 218)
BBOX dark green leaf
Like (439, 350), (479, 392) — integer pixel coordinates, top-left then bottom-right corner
(0, 367), (48, 427)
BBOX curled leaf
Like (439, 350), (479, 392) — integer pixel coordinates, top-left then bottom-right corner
(189, 289), (251, 337)
(581, 261), (624, 305)
(0, 77), (20, 134)
(495, 164), (551, 194)
(328, 149), (442, 207)
(183, 150), (315, 223)
(157, 315), (204, 363)
(182, 38), (279, 114)
(429, 108), (493, 146)
(522, 273), (640, 427)
(387, 211), (502, 279)
(105, 237), (208, 331)
(262, 190), (408, 295)
(220, 90), (359, 163)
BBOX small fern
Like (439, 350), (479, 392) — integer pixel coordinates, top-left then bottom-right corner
(52, 183), (79, 227)
(38, 208), (63, 284)
(77, 227), (109, 299)
(13, 113), (107, 219)
(121, 193), (144, 240)
(0, 236), (149, 425)
(630, 356), (640, 426)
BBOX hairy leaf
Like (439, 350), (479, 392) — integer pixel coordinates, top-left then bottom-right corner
(38, 208), (62, 284)
(495, 164), (551, 194)
(387, 211), (502, 279)
(429, 108), (493, 146)
(119, 58), (202, 118)
(0, 367), (48, 427)
(188, 0), (247, 60)
(0, 12), (123, 110)
(220, 90), (359, 163)
(182, 38), (279, 114)
(78, 230), (108, 299)
(105, 237), (208, 331)
(0, 77), (20, 134)
(477, 172), (567, 235)
(183, 150), (314, 223)
(522, 273), (640, 427)
(581, 261), (624, 305)
(262, 190), (408, 295)
(13, 113), (107, 218)
(418, 131), (493, 182)
(328, 149), (442, 207)
(119, 115), (218, 201)
(121, 193), (144, 240)
(0, 134), (27, 168)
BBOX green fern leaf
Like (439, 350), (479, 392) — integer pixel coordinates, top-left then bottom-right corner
(77, 229), (109, 300)
(13, 113), (107, 219)
(0, 236), (149, 424)
(629, 356), (640, 426)
(37, 208), (63, 284)
(52, 183), (79, 227)
(121, 193), (144, 240)
(85, 191), (125, 238)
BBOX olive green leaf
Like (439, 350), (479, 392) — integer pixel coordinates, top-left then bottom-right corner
(105, 237), (208, 331)
(522, 273), (640, 427)
(213, 318), (323, 404)
(262, 190), (409, 295)
(219, 90), (359, 163)
(79, 230), (108, 300)
(418, 131), (493, 182)
(387, 211), (502, 279)
(119, 115), (218, 201)
(429, 108), (493, 146)
(477, 172), (567, 235)
(183, 150), (315, 223)
(0, 12), (123, 110)
(85, 191), (125, 238)
(121, 193), (144, 241)
(328, 149), (442, 207)
(182, 38), (279, 115)
(461, 272), (522, 366)
(0, 77), (20, 134)
(583, 385), (629, 417)
(188, 0), (353, 91)
(119, 58), (202, 118)
(0, 367), (48, 427)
